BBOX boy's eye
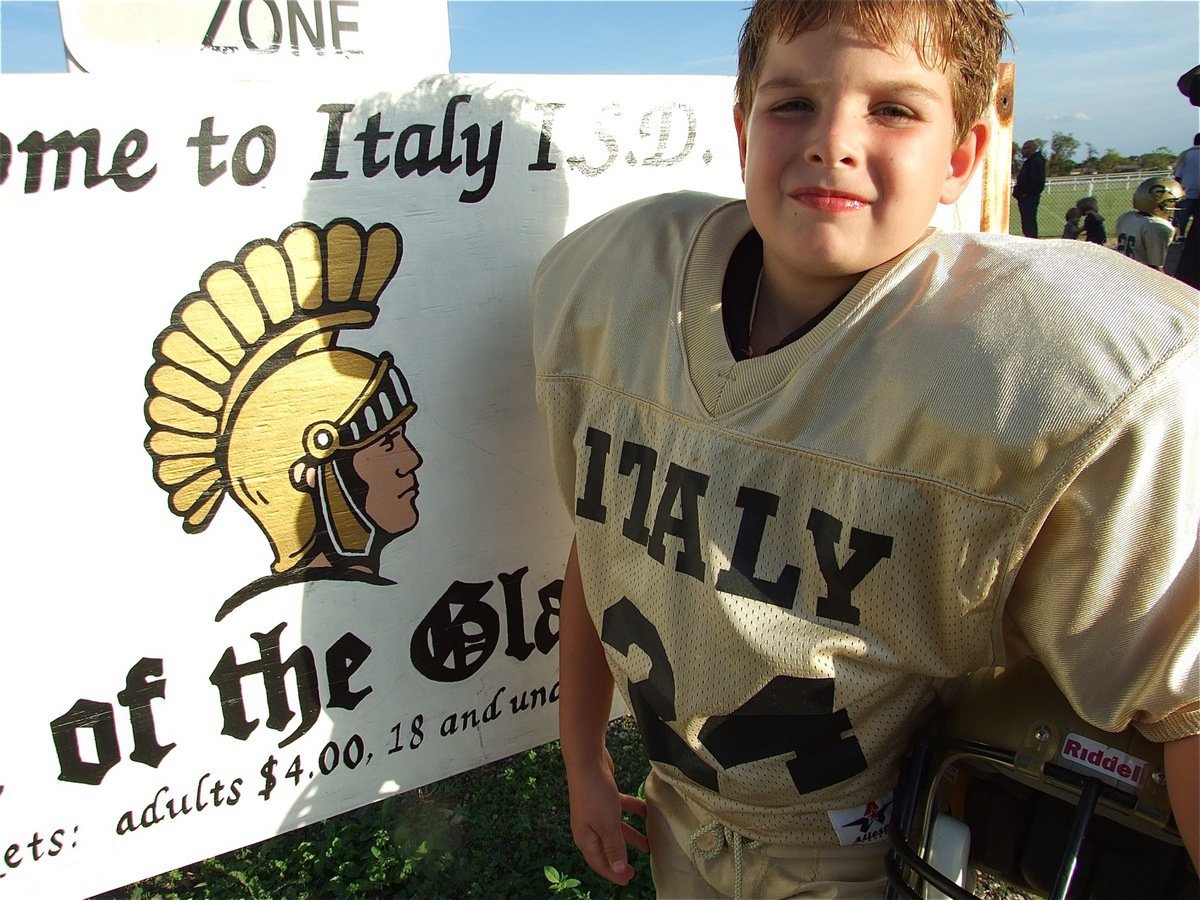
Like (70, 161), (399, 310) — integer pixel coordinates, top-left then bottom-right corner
(770, 98), (814, 115)
(873, 104), (917, 121)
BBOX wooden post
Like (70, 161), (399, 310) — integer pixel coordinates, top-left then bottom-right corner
(981, 62), (1015, 233)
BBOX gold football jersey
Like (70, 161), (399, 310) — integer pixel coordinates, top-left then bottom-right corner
(533, 193), (1199, 847)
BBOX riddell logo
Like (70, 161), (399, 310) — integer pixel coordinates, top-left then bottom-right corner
(1061, 733), (1148, 787)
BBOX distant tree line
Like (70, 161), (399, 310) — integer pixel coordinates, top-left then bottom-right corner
(1012, 132), (1178, 177)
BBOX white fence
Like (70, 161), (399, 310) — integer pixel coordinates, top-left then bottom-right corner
(1045, 170), (1172, 191)
(1015, 170), (1174, 193)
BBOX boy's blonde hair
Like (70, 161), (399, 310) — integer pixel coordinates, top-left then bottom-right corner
(736, 0), (1011, 144)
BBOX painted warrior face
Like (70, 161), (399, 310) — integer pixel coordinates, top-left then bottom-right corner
(351, 422), (423, 538)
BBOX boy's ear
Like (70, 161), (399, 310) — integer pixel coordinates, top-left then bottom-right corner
(940, 121), (991, 205)
(733, 104), (748, 179)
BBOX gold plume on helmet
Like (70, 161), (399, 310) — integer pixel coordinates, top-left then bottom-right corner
(144, 218), (404, 569)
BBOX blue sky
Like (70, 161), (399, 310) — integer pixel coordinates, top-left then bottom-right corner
(2, 0), (1197, 156)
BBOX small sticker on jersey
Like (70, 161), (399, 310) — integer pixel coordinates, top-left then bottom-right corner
(1060, 733), (1148, 788)
(828, 793), (892, 846)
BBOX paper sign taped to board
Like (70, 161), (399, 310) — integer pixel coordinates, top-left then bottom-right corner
(58, 0), (450, 73)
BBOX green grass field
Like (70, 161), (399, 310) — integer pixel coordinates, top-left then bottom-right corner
(1008, 181), (1147, 242)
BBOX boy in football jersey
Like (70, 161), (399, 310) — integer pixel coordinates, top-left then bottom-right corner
(533, 2), (1199, 896)
(1117, 176), (1185, 271)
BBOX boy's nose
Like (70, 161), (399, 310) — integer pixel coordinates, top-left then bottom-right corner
(806, 114), (860, 168)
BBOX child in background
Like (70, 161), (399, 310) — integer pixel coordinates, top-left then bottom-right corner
(1078, 195), (1107, 243)
(533, 2), (1199, 896)
(1062, 206), (1083, 239)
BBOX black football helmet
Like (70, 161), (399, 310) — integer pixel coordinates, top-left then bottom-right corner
(885, 659), (1198, 900)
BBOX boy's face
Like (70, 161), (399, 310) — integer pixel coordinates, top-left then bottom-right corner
(734, 25), (987, 289)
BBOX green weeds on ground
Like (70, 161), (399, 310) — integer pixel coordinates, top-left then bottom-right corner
(97, 719), (653, 900)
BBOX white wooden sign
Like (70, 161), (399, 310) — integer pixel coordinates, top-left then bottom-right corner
(0, 70), (746, 899)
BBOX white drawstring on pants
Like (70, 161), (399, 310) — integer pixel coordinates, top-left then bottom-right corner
(689, 820), (762, 900)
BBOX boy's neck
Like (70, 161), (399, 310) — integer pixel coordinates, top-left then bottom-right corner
(751, 257), (861, 353)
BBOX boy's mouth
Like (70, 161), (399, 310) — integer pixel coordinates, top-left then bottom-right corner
(790, 188), (869, 212)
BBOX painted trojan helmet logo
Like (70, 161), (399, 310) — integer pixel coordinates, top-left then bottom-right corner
(144, 218), (422, 617)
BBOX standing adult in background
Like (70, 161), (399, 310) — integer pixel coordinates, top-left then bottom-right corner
(1013, 139), (1047, 238)
(1172, 134), (1200, 240)
(1175, 67), (1200, 288)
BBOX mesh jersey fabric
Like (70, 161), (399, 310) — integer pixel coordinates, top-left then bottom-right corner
(532, 191), (1199, 848)
(1116, 210), (1176, 268)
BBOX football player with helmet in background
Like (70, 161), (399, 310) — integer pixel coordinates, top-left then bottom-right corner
(1116, 177), (1185, 271)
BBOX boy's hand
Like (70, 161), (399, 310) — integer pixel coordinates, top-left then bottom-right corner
(566, 749), (649, 885)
